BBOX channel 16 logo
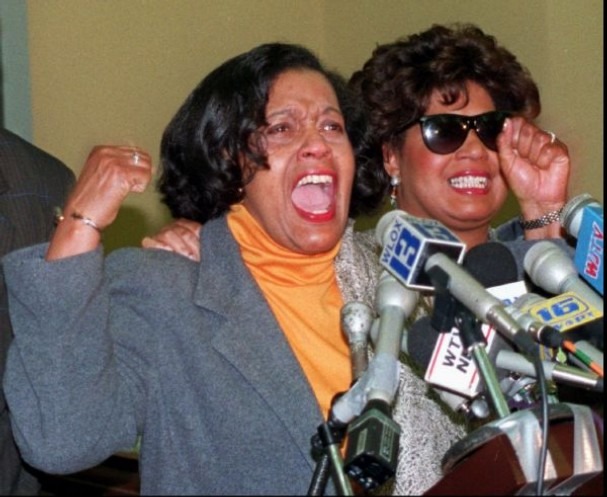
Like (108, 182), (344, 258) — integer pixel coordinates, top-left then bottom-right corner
(379, 215), (466, 290)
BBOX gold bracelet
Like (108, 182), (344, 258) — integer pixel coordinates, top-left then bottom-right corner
(519, 207), (563, 230)
(54, 208), (102, 233)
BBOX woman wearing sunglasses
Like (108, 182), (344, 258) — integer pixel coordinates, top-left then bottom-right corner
(345, 23), (579, 494)
(350, 22), (571, 250)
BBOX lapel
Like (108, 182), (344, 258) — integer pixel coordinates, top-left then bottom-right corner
(192, 217), (322, 466)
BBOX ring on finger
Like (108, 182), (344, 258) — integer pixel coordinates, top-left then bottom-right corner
(132, 150), (140, 165)
(547, 131), (556, 144)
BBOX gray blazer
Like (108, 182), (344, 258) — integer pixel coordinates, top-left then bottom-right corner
(3, 215), (464, 495)
(0, 128), (74, 495)
(3, 218), (355, 494)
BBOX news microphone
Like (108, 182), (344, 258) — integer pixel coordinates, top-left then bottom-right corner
(561, 194), (604, 295)
(461, 243), (564, 349)
(503, 298), (564, 349)
(407, 316), (492, 419)
(376, 210), (466, 291)
(424, 252), (539, 358)
(512, 291), (603, 336)
(495, 349), (603, 393)
(342, 271), (417, 491)
(404, 243), (528, 418)
(341, 302), (374, 381)
(523, 240), (604, 312)
(512, 292), (604, 377)
(376, 211), (537, 357)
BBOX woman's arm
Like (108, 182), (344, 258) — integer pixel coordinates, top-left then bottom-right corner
(497, 117), (570, 240)
(48, 145), (153, 260)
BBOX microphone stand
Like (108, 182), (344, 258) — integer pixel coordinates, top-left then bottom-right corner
(308, 302), (370, 497)
(308, 408), (352, 496)
(308, 294), (404, 495)
(432, 287), (511, 419)
(454, 306), (511, 419)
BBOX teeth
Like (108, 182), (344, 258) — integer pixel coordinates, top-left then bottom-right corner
(449, 176), (488, 189)
(296, 174), (333, 187)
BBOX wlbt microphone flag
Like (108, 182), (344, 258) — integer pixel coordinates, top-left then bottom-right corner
(422, 244), (528, 412)
(375, 210), (466, 290)
(560, 193), (604, 295)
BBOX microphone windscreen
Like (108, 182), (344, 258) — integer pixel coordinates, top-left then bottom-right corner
(407, 316), (441, 370)
(560, 193), (599, 237)
(463, 242), (519, 287)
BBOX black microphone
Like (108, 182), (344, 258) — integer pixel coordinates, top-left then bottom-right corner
(425, 252), (539, 358)
(464, 243), (564, 350)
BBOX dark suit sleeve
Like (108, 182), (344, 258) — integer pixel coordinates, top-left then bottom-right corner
(0, 128), (75, 494)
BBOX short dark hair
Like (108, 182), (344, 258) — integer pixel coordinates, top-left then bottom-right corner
(159, 42), (386, 223)
(349, 23), (541, 150)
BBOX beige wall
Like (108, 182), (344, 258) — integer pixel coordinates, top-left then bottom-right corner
(27, 0), (603, 250)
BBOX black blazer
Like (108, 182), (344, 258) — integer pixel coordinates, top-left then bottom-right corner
(0, 127), (75, 494)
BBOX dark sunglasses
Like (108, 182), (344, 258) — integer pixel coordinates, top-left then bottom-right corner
(416, 111), (511, 155)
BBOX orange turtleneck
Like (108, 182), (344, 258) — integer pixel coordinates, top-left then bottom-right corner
(227, 204), (351, 416)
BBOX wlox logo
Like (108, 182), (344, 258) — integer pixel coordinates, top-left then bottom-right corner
(380, 218), (421, 284)
(380, 216), (461, 288)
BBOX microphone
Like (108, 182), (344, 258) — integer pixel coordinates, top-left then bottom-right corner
(463, 244), (565, 350)
(376, 210), (538, 357)
(342, 271), (418, 491)
(424, 252), (539, 358)
(340, 302), (374, 381)
(335, 272), (420, 423)
(376, 210), (466, 290)
(495, 349), (603, 393)
(407, 316), (492, 419)
(560, 194), (604, 295)
(523, 240), (604, 312)
(512, 291), (603, 336)
(426, 243), (543, 418)
(408, 315), (538, 419)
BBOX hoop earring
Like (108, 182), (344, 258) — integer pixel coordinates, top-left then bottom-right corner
(389, 175), (401, 208)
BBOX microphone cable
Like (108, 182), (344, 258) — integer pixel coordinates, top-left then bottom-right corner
(530, 352), (549, 496)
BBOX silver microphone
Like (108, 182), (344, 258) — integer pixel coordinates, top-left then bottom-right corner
(523, 241), (603, 312)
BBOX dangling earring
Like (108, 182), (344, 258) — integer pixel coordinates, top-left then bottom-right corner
(389, 175), (401, 208)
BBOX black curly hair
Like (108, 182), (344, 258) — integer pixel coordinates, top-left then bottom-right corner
(158, 42), (386, 223)
(349, 23), (541, 151)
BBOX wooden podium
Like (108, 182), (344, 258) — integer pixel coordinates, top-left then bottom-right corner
(425, 403), (603, 495)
